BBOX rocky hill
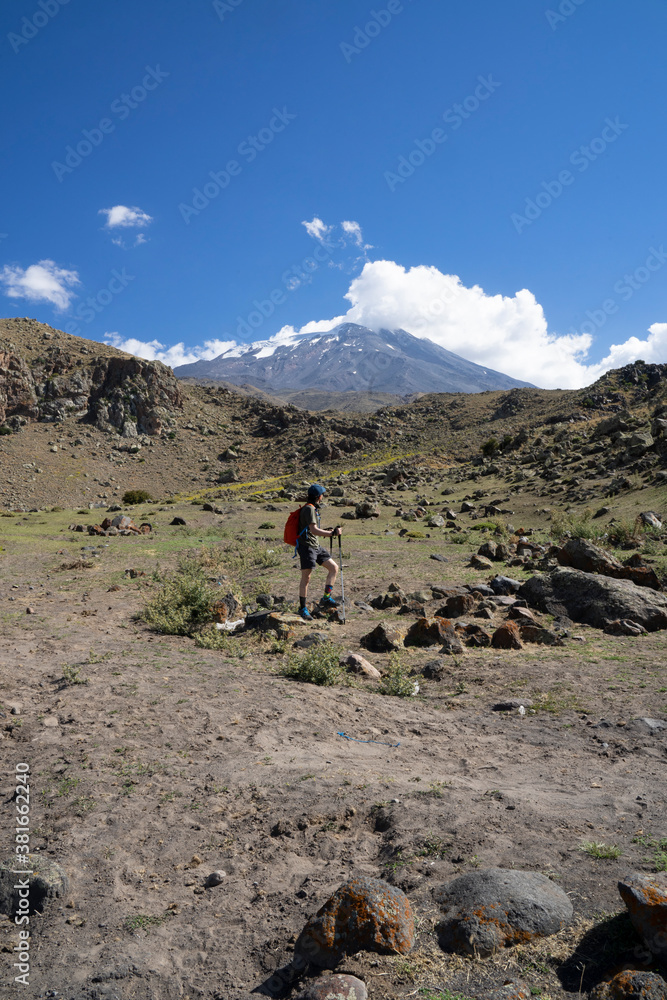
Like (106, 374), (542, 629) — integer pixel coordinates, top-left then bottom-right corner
(173, 322), (535, 395)
(0, 317), (665, 512)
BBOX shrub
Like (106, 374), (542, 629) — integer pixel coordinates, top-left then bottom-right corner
(0, 426), (12, 435)
(550, 508), (605, 542)
(140, 563), (217, 636)
(280, 644), (343, 686)
(194, 624), (231, 650)
(379, 653), (417, 698)
(579, 841), (622, 860)
(481, 437), (499, 457)
(122, 489), (153, 505)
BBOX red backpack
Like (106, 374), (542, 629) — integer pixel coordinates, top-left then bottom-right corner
(284, 504), (314, 548)
(284, 506), (304, 546)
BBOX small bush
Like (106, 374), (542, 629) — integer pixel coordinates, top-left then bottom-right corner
(481, 437), (499, 457)
(62, 664), (89, 686)
(140, 563), (217, 636)
(258, 521), (276, 529)
(193, 624), (232, 650)
(281, 644), (343, 686)
(0, 426), (12, 435)
(379, 653), (417, 698)
(579, 841), (622, 859)
(550, 508), (605, 542)
(122, 489), (153, 505)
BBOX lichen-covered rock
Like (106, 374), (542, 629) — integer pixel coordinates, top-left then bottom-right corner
(618, 873), (667, 962)
(0, 856), (69, 915)
(590, 971), (667, 1000)
(437, 593), (475, 618)
(296, 876), (414, 969)
(405, 616), (456, 647)
(436, 868), (573, 957)
(297, 974), (368, 1000)
(558, 538), (661, 590)
(491, 622), (523, 649)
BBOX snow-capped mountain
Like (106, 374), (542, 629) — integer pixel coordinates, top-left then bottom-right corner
(173, 323), (534, 394)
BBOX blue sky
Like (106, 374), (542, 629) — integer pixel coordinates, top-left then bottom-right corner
(1, 0), (666, 387)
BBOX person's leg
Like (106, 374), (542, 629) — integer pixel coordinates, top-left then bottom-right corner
(299, 568), (312, 608)
(321, 557), (338, 594)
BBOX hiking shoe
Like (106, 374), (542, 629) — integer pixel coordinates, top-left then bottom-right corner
(320, 595), (338, 608)
(299, 606), (314, 621)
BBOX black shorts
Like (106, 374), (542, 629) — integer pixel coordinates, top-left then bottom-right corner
(298, 543), (331, 570)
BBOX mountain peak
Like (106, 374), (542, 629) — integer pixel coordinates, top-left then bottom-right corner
(173, 324), (535, 395)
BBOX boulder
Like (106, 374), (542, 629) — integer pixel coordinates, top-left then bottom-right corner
(470, 554), (493, 570)
(618, 873), (667, 962)
(558, 538), (661, 590)
(370, 590), (406, 610)
(437, 594), (475, 618)
(355, 501), (379, 519)
(427, 515), (445, 527)
(360, 623), (405, 653)
(244, 611), (303, 639)
(340, 651), (381, 680)
(491, 622), (523, 649)
(461, 623), (492, 647)
(0, 856), (69, 915)
(435, 868), (573, 957)
(490, 575), (522, 595)
(440, 634), (464, 655)
(519, 569), (667, 631)
(297, 975), (368, 1000)
(405, 616), (456, 648)
(295, 876), (414, 968)
(604, 619), (647, 636)
(590, 971), (667, 1000)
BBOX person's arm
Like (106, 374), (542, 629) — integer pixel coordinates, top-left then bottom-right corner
(311, 524), (341, 538)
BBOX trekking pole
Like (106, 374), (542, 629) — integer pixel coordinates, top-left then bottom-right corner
(337, 529), (346, 623)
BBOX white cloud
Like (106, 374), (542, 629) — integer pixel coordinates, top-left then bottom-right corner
(104, 332), (236, 369)
(0, 259), (80, 311)
(105, 257), (667, 388)
(341, 220), (367, 248)
(301, 217), (332, 243)
(99, 205), (153, 229)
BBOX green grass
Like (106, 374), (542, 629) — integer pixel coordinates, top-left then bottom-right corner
(579, 841), (622, 859)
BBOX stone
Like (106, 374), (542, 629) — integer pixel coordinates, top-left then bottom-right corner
(370, 590), (406, 610)
(604, 619), (648, 636)
(440, 634), (464, 655)
(170, 516), (186, 526)
(461, 501), (476, 512)
(297, 975), (368, 1000)
(430, 553), (448, 562)
(436, 868), (573, 957)
(211, 593), (243, 623)
(0, 856), (69, 915)
(405, 616), (456, 648)
(437, 593), (475, 618)
(518, 625), (564, 646)
(490, 575), (522, 595)
(470, 554), (493, 570)
(558, 538), (661, 590)
(255, 593), (273, 608)
(519, 569), (667, 631)
(590, 971), (667, 1000)
(618, 873), (667, 962)
(294, 632), (330, 649)
(204, 871), (226, 888)
(296, 876), (414, 969)
(462, 623), (492, 647)
(360, 623), (405, 653)
(507, 606), (537, 624)
(244, 611), (304, 640)
(427, 515), (445, 527)
(493, 698), (534, 711)
(422, 658), (448, 680)
(340, 651), (382, 680)
(355, 501), (380, 519)
(491, 622), (523, 649)
(478, 540), (498, 560)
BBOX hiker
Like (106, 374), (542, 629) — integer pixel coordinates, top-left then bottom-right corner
(296, 484), (342, 621)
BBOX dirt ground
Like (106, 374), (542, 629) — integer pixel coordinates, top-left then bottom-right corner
(0, 490), (666, 1000)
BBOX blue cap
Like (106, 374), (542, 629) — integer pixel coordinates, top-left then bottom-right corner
(307, 484), (326, 500)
